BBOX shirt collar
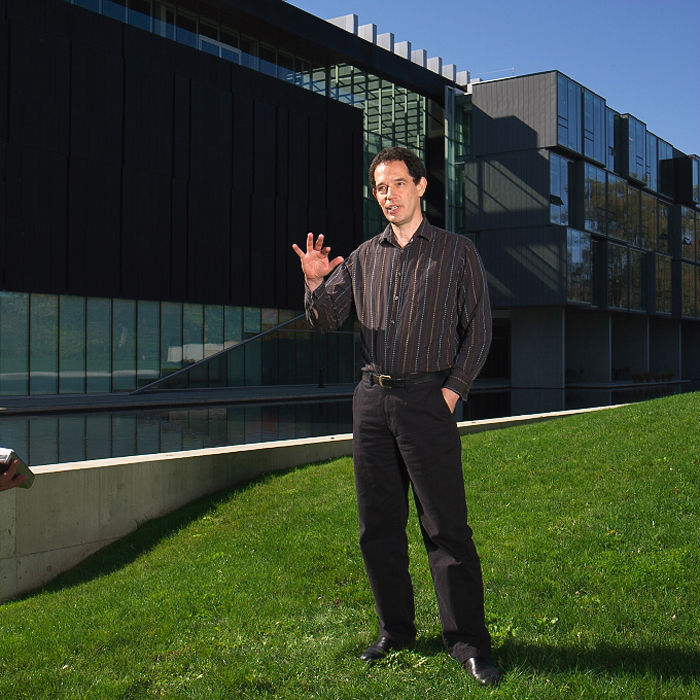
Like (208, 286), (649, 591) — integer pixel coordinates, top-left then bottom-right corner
(379, 218), (432, 247)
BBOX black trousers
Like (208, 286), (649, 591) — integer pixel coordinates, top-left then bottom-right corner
(352, 376), (492, 663)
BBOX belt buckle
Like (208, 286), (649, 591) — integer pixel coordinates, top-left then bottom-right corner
(377, 374), (392, 388)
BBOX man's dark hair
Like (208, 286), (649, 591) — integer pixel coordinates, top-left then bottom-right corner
(368, 147), (427, 190)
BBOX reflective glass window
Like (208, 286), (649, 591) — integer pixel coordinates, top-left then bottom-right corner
(693, 156), (700, 205)
(59, 295), (86, 394)
(608, 243), (629, 309)
(583, 90), (605, 164)
(681, 206), (696, 262)
(224, 307), (244, 386)
(243, 307), (261, 385)
(583, 164), (606, 234)
(606, 108), (617, 172)
(86, 297), (112, 393)
(681, 263), (697, 317)
(626, 115), (646, 182)
(113, 299), (137, 391)
(567, 229), (592, 304)
(658, 139), (674, 197)
(645, 133), (658, 191)
(182, 304), (204, 363)
(625, 185), (641, 247)
(260, 44), (277, 77)
(240, 35), (258, 70)
(176, 9), (197, 48)
(75, 0), (100, 10)
(557, 74), (582, 152)
(550, 153), (570, 225)
(137, 300), (160, 388)
(30, 295), (59, 395)
(153, 2), (175, 39)
(199, 18), (218, 41)
(0, 292), (29, 396)
(103, 0), (127, 22)
(639, 192), (657, 251)
(629, 249), (646, 311)
(658, 202), (671, 254)
(655, 254), (672, 314)
(607, 173), (626, 241)
(128, 0), (152, 31)
(160, 302), (183, 377)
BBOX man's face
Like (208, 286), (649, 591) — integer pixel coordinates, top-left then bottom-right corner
(372, 160), (427, 231)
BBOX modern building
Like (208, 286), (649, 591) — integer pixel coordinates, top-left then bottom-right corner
(0, 0), (698, 418)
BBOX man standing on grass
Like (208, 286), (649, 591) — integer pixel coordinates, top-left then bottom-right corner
(292, 147), (501, 687)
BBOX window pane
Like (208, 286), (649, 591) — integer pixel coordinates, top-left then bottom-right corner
(154, 2), (175, 39)
(629, 250), (646, 311)
(137, 300), (160, 388)
(87, 297), (112, 393)
(550, 153), (569, 225)
(640, 192), (657, 251)
(59, 295), (86, 394)
(161, 302), (183, 376)
(583, 164), (606, 233)
(128, 0), (152, 31)
(655, 255), (672, 314)
(681, 207), (696, 262)
(607, 174), (626, 241)
(30, 294), (58, 395)
(658, 202), (670, 254)
(681, 263), (697, 317)
(75, 0), (100, 10)
(0, 292), (29, 396)
(176, 9), (197, 48)
(183, 303), (205, 364)
(112, 299), (137, 391)
(260, 44), (277, 77)
(567, 229), (592, 303)
(103, 0), (127, 22)
(608, 243), (629, 309)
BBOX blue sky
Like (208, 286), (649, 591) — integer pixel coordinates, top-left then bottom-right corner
(289, 0), (699, 156)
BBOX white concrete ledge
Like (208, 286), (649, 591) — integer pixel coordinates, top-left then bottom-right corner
(1, 405), (621, 600)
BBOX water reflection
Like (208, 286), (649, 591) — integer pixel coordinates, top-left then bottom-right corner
(0, 400), (353, 467)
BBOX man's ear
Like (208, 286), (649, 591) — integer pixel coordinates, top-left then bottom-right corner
(417, 177), (427, 196)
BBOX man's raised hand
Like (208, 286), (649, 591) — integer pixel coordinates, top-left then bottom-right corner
(292, 233), (344, 292)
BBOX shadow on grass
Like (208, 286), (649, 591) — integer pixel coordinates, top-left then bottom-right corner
(18, 473), (282, 601)
(498, 638), (700, 681)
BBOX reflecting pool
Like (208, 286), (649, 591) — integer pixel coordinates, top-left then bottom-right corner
(0, 399), (353, 467)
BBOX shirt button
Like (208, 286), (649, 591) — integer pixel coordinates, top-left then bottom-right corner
(394, 295), (399, 300)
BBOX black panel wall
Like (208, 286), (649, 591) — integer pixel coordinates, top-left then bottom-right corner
(471, 72), (558, 156)
(463, 150), (551, 231)
(479, 227), (567, 308)
(0, 0), (364, 309)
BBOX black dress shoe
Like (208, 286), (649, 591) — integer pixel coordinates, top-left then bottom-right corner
(464, 657), (502, 686)
(359, 636), (406, 662)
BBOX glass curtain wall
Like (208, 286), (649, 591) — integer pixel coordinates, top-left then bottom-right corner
(0, 292), (358, 396)
(330, 63), (428, 238)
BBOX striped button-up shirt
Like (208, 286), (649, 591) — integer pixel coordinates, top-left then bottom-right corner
(305, 218), (492, 398)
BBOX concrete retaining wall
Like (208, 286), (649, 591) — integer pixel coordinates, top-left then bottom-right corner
(0, 405), (617, 600)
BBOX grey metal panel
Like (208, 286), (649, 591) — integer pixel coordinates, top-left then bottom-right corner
(472, 72), (557, 156)
(463, 150), (550, 231)
(480, 226), (567, 308)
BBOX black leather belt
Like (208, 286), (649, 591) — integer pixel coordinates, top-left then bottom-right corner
(364, 369), (449, 389)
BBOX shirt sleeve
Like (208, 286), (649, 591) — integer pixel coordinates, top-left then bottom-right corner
(443, 242), (492, 399)
(304, 257), (355, 333)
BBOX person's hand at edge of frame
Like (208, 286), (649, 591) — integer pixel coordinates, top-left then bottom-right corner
(0, 459), (28, 492)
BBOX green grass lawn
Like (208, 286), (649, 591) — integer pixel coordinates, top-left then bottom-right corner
(1, 393), (698, 699)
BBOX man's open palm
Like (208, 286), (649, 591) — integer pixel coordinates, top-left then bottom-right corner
(292, 233), (344, 290)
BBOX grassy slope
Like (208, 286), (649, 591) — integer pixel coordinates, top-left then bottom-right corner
(1, 393), (698, 699)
